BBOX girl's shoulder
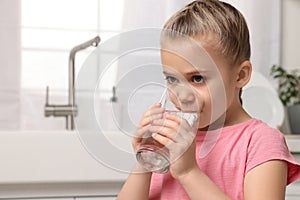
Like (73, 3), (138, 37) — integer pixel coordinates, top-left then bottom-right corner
(220, 118), (284, 140)
(237, 119), (300, 184)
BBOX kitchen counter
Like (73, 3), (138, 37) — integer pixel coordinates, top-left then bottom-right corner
(285, 134), (300, 153)
(0, 131), (299, 199)
(0, 131), (130, 199)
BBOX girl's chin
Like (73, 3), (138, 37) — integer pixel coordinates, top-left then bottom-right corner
(197, 122), (210, 131)
(197, 117), (226, 131)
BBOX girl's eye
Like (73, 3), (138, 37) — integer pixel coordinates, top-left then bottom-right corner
(165, 76), (178, 84)
(192, 75), (205, 83)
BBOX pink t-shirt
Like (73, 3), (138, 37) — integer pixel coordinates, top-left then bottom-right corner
(149, 119), (300, 200)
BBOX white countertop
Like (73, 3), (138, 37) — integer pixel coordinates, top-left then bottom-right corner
(285, 134), (300, 153)
(0, 131), (131, 198)
(0, 131), (299, 198)
(0, 131), (130, 183)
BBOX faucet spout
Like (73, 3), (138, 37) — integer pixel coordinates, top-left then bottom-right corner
(68, 36), (101, 130)
(69, 36), (100, 58)
(44, 36), (101, 130)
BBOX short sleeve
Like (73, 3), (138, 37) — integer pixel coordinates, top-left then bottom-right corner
(246, 124), (300, 184)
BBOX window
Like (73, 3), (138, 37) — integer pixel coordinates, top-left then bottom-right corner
(21, 0), (124, 91)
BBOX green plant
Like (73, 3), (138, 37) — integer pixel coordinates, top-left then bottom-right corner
(270, 65), (300, 106)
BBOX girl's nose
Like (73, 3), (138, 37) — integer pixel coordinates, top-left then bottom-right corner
(176, 87), (196, 105)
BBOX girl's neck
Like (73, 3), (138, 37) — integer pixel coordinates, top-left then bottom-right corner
(199, 103), (251, 131)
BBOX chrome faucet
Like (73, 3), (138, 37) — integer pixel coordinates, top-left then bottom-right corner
(45, 36), (101, 130)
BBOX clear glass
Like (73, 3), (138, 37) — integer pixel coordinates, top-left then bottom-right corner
(136, 90), (199, 173)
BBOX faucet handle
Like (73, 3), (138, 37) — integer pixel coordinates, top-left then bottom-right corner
(45, 86), (50, 105)
(110, 86), (118, 102)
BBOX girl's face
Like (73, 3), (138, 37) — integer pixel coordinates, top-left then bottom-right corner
(161, 39), (241, 129)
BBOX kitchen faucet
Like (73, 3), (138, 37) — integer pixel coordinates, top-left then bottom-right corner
(45, 36), (101, 130)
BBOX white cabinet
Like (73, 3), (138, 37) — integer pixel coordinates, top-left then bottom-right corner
(286, 153), (300, 199)
(0, 132), (126, 200)
(286, 196), (300, 200)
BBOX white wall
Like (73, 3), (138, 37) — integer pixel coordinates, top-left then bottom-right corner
(0, 0), (21, 129)
(282, 0), (300, 70)
(225, 0), (281, 77)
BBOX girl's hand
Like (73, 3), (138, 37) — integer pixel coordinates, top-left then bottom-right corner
(149, 113), (198, 179)
(132, 103), (165, 153)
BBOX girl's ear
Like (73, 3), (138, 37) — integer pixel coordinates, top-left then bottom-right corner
(236, 60), (252, 88)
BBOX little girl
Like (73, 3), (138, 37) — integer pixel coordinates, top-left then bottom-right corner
(117, 1), (300, 199)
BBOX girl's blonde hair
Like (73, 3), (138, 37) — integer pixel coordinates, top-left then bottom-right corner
(162, 0), (251, 66)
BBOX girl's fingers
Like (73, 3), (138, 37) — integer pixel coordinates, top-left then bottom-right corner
(151, 113), (191, 133)
(166, 113), (197, 143)
(134, 124), (150, 138)
(134, 105), (197, 156)
(143, 103), (163, 117)
(151, 127), (195, 159)
(152, 132), (174, 147)
(139, 113), (163, 127)
(151, 117), (180, 130)
(149, 114), (197, 146)
(148, 125), (178, 143)
(132, 125), (152, 152)
(139, 104), (165, 127)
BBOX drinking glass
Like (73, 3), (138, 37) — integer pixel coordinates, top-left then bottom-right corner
(136, 90), (199, 173)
